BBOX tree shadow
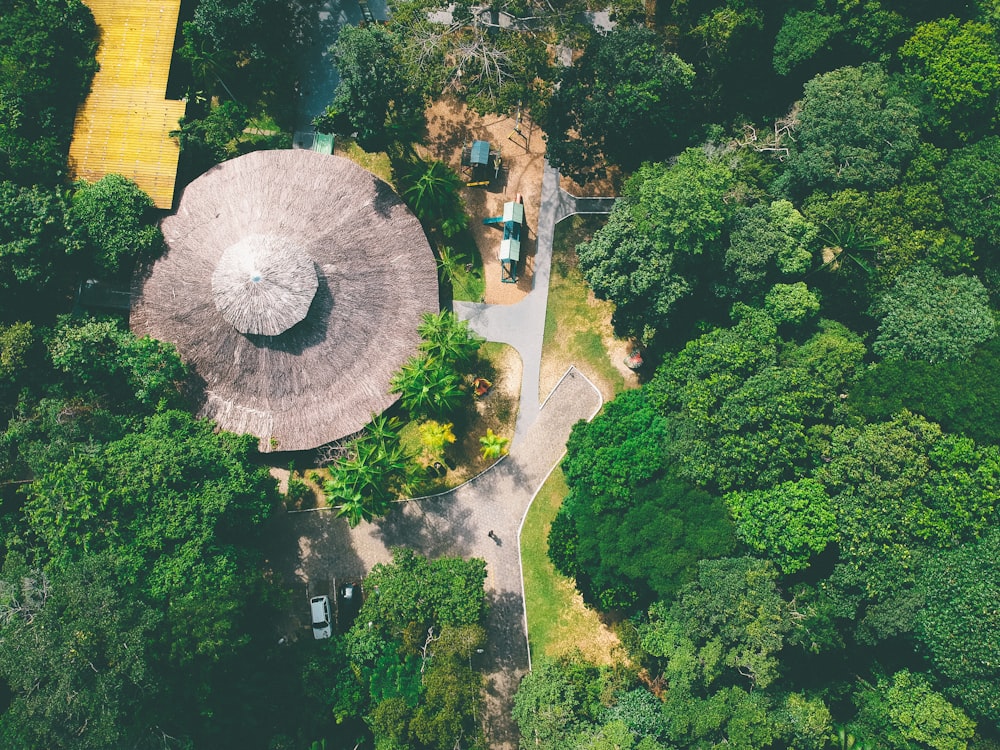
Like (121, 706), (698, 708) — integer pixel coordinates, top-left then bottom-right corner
(262, 508), (369, 637)
(374, 493), (479, 558)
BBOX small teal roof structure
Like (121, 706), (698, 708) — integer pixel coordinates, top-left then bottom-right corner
(499, 200), (524, 263)
(471, 140), (491, 166)
(313, 133), (334, 154)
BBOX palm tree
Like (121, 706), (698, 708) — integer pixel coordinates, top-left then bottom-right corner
(815, 221), (879, 279)
(177, 24), (238, 101)
(364, 413), (402, 446)
(479, 429), (510, 460)
(390, 354), (464, 417)
(402, 159), (469, 238)
(332, 489), (371, 527)
(325, 421), (412, 527)
(417, 311), (484, 366)
(835, 725), (870, 750)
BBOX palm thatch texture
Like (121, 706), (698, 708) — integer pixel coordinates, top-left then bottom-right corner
(212, 234), (320, 335)
(131, 150), (439, 452)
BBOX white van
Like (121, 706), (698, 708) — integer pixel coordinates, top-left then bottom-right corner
(310, 595), (332, 639)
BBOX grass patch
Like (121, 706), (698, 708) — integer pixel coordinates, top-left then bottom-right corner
(522, 467), (620, 665)
(334, 137), (394, 186)
(542, 215), (632, 398)
(447, 234), (486, 302)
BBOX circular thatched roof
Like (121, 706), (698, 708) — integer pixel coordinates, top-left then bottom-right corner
(212, 234), (319, 335)
(131, 150), (439, 453)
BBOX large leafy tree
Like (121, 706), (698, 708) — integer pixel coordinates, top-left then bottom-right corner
(561, 389), (669, 509)
(556, 473), (737, 610)
(70, 175), (162, 278)
(0, 320), (34, 385)
(782, 64), (921, 195)
(0, 0), (97, 185)
(170, 99), (250, 172)
(545, 26), (696, 181)
(0, 554), (160, 749)
(639, 557), (797, 690)
(772, 9), (843, 76)
(772, 2), (914, 78)
(725, 478), (836, 574)
(6, 409), (280, 744)
(818, 412), (1000, 596)
(577, 148), (736, 342)
(354, 548), (486, 636)
(552, 389), (735, 608)
(345, 548), (487, 749)
(848, 336), (1000, 446)
(852, 670), (976, 750)
(915, 529), (1000, 725)
(870, 265), (995, 364)
(802, 144), (975, 286)
(900, 16), (1000, 140)
(940, 136), (1000, 246)
(47, 316), (188, 410)
(318, 24), (425, 152)
(724, 200), (817, 300)
(387, 0), (555, 117)
(0, 182), (81, 317)
(180, 0), (317, 113)
(646, 308), (861, 493)
(512, 658), (608, 748)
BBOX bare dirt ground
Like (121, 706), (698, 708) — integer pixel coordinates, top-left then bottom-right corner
(559, 168), (623, 197)
(420, 98), (546, 305)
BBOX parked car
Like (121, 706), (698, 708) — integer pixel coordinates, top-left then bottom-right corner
(310, 595), (332, 639)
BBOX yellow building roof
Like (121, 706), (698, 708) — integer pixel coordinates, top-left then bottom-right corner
(68, 0), (186, 209)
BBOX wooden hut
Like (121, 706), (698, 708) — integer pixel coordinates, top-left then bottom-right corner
(131, 150), (439, 452)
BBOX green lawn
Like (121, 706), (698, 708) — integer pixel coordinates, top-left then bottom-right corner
(446, 233), (486, 302)
(334, 137), (394, 186)
(541, 214), (631, 398)
(522, 466), (619, 665)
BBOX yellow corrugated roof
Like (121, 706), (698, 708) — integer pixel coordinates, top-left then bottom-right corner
(68, 0), (186, 209)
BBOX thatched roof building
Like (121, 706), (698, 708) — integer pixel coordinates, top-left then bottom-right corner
(131, 150), (439, 452)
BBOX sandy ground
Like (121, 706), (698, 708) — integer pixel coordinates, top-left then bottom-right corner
(475, 343), (522, 426)
(419, 98), (546, 305)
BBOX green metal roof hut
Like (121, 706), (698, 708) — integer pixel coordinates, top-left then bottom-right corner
(483, 196), (524, 283)
(461, 140), (502, 186)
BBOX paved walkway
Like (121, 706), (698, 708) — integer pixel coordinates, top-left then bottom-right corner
(280, 367), (602, 748)
(455, 162), (617, 444)
(280, 162), (617, 747)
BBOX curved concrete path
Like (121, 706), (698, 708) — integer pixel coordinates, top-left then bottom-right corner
(454, 161), (617, 444)
(280, 162), (616, 747)
(281, 367), (602, 747)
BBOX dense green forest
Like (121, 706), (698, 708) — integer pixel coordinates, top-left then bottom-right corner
(4, 0), (1000, 747)
(533, 1), (1000, 749)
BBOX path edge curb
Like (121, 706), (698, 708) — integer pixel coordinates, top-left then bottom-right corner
(516, 364), (604, 674)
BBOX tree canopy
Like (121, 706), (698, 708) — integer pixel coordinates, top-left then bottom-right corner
(782, 64), (921, 195)
(70, 175), (162, 278)
(318, 25), (425, 152)
(901, 16), (1000, 140)
(577, 148), (735, 342)
(0, 0), (97, 185)
(545, 26), (696, 182)
(870, 265), (995, 363)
